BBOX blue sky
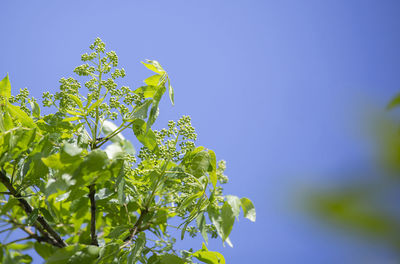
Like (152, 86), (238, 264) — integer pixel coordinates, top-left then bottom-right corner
(2, 0), (400, 263)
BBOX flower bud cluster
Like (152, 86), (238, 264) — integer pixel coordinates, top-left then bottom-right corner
(9, 88), (31, 114)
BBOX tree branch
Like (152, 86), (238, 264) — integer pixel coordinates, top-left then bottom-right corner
(121, 208), (149, 248)
(0, 171), (67, 248)
(88, 184), (99, 246)
(7, 216), (58, 246)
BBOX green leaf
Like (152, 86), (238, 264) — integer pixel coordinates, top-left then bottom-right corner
(387, 93), (400, 110)
(189, 151), (211, 178)
(34, 242), (56, 259)
(79, 149), (109, 183)
(192, 246), (226, 264)
(27, 208), (39, 226)
(30, 101), (41, 118)
(106, 225), (130, 239)
(220, 202), (235, 242)
(133, 85), (158, 99)
(0, 74), (11, 99)
(146, 85), (166, 130)
(126, 100), (152, 121)
(63, 116), (81, 122)
(226, 195), (241, 219)
(7, 104), (36, 128)
(98, 243), (120, 264)
(160, 254), (184, 264)
(178, 192), (203, 212)
(142, 60), (165, 74)
(196, 213), (208, 244)
(132, 119), (158, 152)
(208, 150), (217, 188)
(40, 208), (55, 222)
(102, 120), (124, 143)
(87, 97), (104, 113)
(168, 79), (174, 105)
(144, 75), (161, 86)
(240, 197), (256, 222)
(68, 94), (83, 109)
(127, 232), (146, 264)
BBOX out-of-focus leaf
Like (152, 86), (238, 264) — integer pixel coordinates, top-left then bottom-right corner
(102, 120), (124, 143)
(160, 254), (184, 264)
(387, 93), (400, 110)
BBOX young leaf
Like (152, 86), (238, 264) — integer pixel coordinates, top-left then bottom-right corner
(68, 94), (83, 109)
(168, 79), (174, 105)
(0, 73), (11, 99)
(30, 101), (41, 118)
(7, 104), (36, 128)
(240, 197), (256, 222)
(144, 75), (161, 86)
(142, 60), (165, 74)
(87, 97), (104, 113)
(208, 150), (217, 188)
(192, 248), (226, 264)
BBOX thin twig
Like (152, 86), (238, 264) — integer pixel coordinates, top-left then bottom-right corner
(2, 236), (32, 246)
(0, 171), (67, 248)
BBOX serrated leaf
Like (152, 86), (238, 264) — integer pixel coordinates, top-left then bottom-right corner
(240, 197), (256, 222)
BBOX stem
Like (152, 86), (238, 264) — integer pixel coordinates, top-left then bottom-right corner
(3, 236), (32, 246)
(121, 208), (148, 248)
(95, 121), (132, 148)
(0, 172), (67, 247)
(88, 184), (99, 246)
